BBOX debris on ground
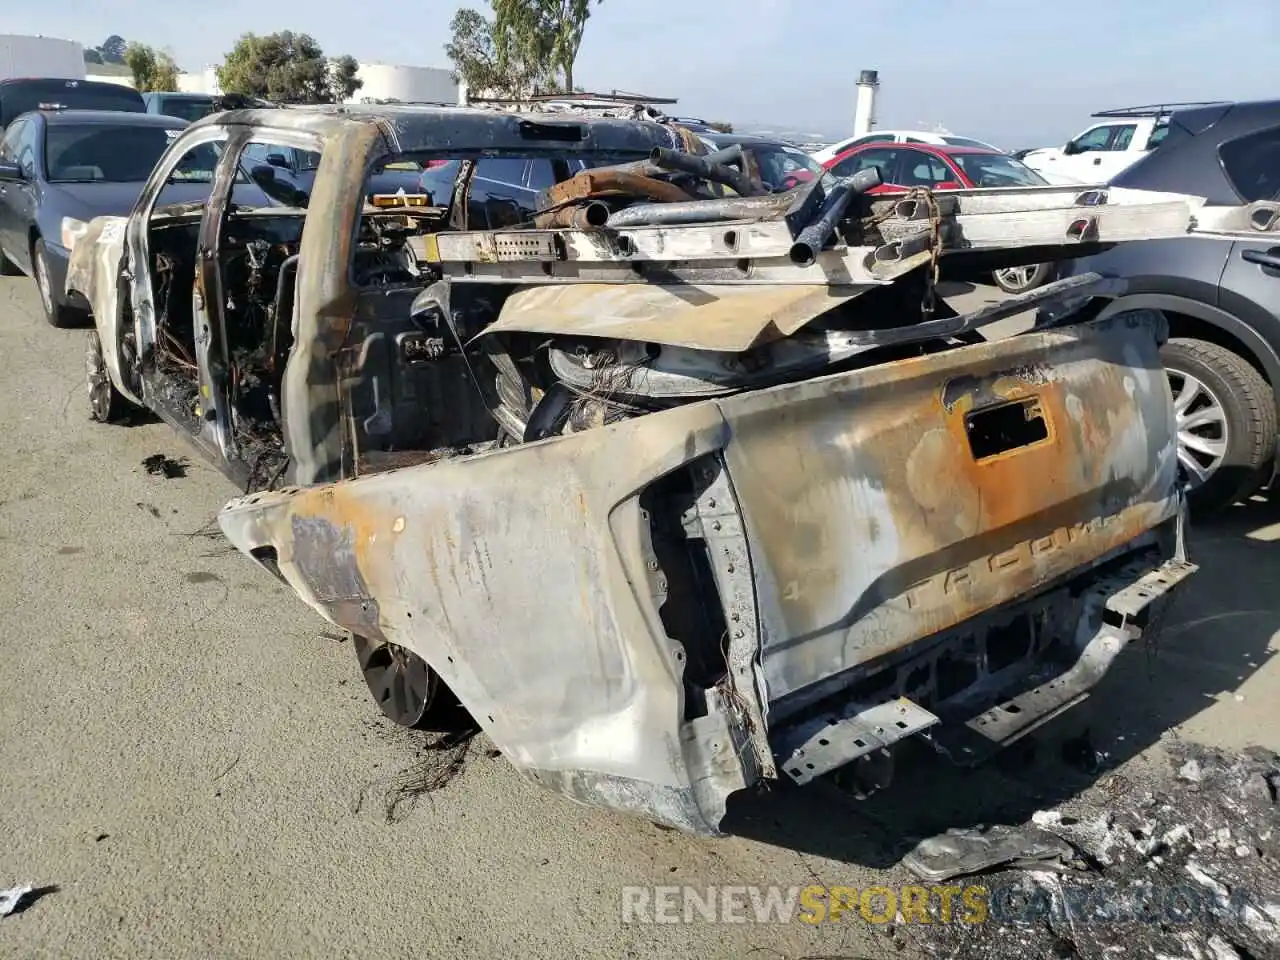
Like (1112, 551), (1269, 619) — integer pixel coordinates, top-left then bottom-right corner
(909, 742), (1280, 959)
(141, 454), (188, 479)
(352, 724), (480, 824)
(177, 516), (238, 558)
(903, 824), (1078, 882)
(0, 885), (32, 918)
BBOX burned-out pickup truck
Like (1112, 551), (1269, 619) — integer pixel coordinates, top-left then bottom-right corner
(68, 104), (1209, 835)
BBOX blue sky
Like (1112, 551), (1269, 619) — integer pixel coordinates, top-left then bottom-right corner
(8, 0), (1277, 147)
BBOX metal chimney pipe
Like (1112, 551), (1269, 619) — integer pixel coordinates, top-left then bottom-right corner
(853, 69), (879, 137)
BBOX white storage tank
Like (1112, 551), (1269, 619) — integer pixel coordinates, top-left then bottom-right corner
(176, 67), (221, 95)
(0, 34), (86, 82)
(351, 63), (457, 105)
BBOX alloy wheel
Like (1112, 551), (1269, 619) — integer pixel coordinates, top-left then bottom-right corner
(994, 265), (1037, 289)
(1167, 367), (1229, 487)
(354, 633), (440, 728)
(34, 251), (52, 317)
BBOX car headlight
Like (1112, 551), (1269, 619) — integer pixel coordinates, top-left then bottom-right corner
(60, 217), (89, 252)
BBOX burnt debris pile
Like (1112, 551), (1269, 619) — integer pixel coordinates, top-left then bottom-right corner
(911, 742), (1280, 960)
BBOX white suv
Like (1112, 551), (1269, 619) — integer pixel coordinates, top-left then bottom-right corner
(1020, 102), (1226, 185)
(810, 129), (1002, 165)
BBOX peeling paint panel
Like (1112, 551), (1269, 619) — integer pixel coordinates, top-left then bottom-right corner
(715, 312), (1177, 706)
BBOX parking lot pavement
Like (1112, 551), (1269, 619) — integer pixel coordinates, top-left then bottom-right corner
(0, 275), (1276, 959)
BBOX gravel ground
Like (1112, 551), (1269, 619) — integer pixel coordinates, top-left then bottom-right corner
(0, 275), (1277, 959)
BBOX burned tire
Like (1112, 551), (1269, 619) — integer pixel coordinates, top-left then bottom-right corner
(354, 634), (461, 730)
(1161, 337), (1277, 514)
(992, 262), (1053, 294)
(86, 330), (132, 424)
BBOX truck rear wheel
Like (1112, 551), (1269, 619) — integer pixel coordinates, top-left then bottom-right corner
(86, 331), (133, 423)
(354, 633), (462, 730)
(1161, 337), (1277, 513)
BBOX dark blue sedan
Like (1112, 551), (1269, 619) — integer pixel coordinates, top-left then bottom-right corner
(0, 110), (214, 326)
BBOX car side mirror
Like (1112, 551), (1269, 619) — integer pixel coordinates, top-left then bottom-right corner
(0, 160), (23, 181)
(1062, 140), (1081, 156)
(266, 153), (291, 170)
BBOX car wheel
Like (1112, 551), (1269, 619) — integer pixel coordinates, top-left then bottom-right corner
(354, 633), (461, 730)
(1161, 337), (1277, 513)
(0, 248), (21, 276)
(86, 330), (132, 423)
(33, 239), (80, 328)
(992, 262), (1053, 294)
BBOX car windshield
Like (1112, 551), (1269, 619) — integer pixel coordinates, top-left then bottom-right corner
(749, 143), (823, 190)
(44, 123), (184, 183)
(951, 152), (1048, 187)
(159, 98), (216, 123)
(941, 135), (998, 150)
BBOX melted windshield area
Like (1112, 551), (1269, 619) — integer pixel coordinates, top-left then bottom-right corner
(951, 152), (1048, 187)
(45, 124), (184, 183)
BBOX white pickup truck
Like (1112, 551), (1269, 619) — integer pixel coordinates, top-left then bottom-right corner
(1020, 102), (1226, 185)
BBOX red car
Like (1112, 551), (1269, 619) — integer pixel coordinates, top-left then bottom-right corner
(821, 142), (1055, 292)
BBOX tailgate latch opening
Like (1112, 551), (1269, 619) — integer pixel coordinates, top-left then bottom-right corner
(965, 397), (1049, 460)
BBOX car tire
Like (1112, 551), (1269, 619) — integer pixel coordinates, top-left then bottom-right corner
(1160, 337), (1277, 514)
(32, 238), (81, 328)
(353, 633), (466, 731)
(0, 249), (21, 276)
(992, 262), (1054, 294)
(86, 330), (133, 424)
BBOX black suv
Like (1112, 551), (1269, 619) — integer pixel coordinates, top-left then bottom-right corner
(1052, 99), (1280, 512)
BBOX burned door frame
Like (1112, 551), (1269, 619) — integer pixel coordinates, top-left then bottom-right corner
(213, 125), (326, 464)
(278, 120), (389, 486)
(121, 124), (242, 461)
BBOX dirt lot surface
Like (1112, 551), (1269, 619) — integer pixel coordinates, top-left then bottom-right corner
(1, 275), (1277, 959)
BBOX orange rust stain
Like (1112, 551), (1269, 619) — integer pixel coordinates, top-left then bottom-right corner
(730, 333), (1164, 658)
(291, 484), (392, 580)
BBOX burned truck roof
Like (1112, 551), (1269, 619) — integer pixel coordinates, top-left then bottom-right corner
(187, 103), (690, 158)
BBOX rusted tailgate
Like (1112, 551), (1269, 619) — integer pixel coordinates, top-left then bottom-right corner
(713, 311), (1178, 705)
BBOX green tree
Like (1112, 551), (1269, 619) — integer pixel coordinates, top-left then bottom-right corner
(124, 43), (180, 93)
(99, 34), (128, 64)
(493, 0), (602, 93)
(83, 48), (104, 65)
(329, 54), (361, 102)
(445, 7), (547, 98)
(217, 31), (362, 104)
